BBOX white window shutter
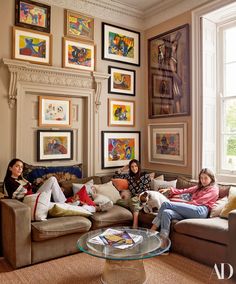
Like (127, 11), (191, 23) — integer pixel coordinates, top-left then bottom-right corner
(201, 17), (217, 172)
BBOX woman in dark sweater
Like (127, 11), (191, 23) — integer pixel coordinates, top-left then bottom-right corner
(115, 159), (151, 228)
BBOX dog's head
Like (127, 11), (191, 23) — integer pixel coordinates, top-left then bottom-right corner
(139, 191), (149, 205)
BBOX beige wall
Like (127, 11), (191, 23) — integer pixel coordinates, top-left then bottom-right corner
(143, 11), (192, 176)
(0, 1), (145, 180)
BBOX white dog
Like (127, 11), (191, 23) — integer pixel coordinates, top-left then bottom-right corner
(139, 190), (168, 214)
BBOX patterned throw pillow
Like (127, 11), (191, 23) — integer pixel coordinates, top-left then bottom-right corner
(23, 190), (51, 221)
(176, 176), (197, 189)
(23, 163), (83, 188)
(72, 179), (94, 195)
(152, 179), (177, 191)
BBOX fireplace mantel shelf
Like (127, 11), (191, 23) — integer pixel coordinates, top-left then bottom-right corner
(2, 58), (109, 110)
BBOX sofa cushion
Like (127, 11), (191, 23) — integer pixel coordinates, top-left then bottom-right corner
(112, 178), (129, 191)
(174, 217), (229, 245)
(90, 205), (133, 229)
(31, 216), (92, 241)
(48, 203), (92, 217)
(176, 176), (197, 189)
(210, 196), (228, 218)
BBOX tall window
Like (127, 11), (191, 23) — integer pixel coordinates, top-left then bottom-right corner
(220, 24), (236, 174)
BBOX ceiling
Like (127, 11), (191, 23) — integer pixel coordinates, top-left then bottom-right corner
(112, 0), (182, 13)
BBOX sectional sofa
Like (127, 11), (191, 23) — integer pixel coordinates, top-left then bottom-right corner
(0, 167), (235, 281)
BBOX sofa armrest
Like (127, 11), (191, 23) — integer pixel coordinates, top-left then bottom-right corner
(1, 199), (31, 268)
(228, 209), (236, 280)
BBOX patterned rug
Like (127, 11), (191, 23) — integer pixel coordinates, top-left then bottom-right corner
(0, 252), (233, 283)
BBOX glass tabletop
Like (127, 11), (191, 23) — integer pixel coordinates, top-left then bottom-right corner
(77, 226), (171, 261)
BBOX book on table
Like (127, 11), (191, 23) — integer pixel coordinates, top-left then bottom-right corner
(99, 229), (134, 247)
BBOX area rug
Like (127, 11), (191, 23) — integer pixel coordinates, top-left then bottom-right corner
(0, 253), (233, 283)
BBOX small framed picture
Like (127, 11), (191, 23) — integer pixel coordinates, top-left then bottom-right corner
(102, 22), (140, 66)
(148, 123), (187, 166)
(108, 99), (135, 127)
(13, 26), (52, 65)
(102, 131), (140, 169)
(37, 130), (73, 161)
(108, 66), (135, 96)
(65, 10), (94, 41)
(15, 0), (51, 33)
(62, 37), (95, 71)
(38, 96), (72, 127)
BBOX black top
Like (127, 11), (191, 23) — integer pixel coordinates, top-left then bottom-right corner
(4, 177), (33, 199)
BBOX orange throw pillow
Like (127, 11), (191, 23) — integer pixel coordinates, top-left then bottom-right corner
(112, 178), (129, 191)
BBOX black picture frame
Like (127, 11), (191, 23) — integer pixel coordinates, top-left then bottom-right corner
(37, 130), (73, 161)
(102, 22), (140, 66)
(108, 66), (136, 96)
(15, 0), (51, 33)
(101, 131), (141, 169)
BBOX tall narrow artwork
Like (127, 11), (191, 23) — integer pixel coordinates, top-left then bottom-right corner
(148, 24), (190, 118)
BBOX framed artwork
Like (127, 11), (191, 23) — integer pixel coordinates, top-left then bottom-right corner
(13, 26), (52, 65)
(108, 99), (135, 127)
(102, 131), (140, 169)
(148, 123), (187, 166)
(65, 10), (94, 41)
(102, 22), (140, 66)
(148, 24), (190, 118)
(15, 0), (51, 33)
(108, 66), (135, 96)
(63, 37), (95, 71)
(37, 130), (73, 161)
(38, 96), (72, 127)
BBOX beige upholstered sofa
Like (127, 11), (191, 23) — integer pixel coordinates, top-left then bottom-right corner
(1, 173), (236, 281)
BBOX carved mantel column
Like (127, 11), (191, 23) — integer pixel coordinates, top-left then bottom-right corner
(2, 58), (109, 111)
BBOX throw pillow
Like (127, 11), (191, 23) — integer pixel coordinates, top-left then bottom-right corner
(93, 181), (121, 204)
(220, 186), (236, 219)
(77, 185), (95, 206)
(72, 179), (94, 195)
(23, 190), (51, 221)
(93, 194), (111, 205)
(152, 179), (177, 191)
(112, 178), (129, 191)
(210, 196), (228, 218)
(48, 203), (92, 217)
(150, 175), (164, 190)
(176, 176), (197, 189)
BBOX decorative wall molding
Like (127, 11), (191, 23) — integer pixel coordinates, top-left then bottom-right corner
(3, 58), (108, 110)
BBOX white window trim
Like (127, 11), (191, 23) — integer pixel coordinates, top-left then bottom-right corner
(191, 0), (236, 181)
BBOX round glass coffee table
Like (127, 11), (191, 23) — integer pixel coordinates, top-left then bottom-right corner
(77, 226), (170, 284)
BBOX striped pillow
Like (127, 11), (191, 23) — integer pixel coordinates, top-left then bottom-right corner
(23, 190), (51, 221)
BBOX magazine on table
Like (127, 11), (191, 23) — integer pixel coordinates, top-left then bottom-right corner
(88, 228), (143, 249)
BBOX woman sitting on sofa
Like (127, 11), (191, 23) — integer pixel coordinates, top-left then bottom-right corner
(3, 158), (113, 212)
(114, 159), (151, 228)
(150, 168), (219, 245)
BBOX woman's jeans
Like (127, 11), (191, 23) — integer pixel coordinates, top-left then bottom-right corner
(152, 201), (209, 237)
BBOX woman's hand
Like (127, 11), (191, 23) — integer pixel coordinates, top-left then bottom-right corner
(159, 188), (171, 194)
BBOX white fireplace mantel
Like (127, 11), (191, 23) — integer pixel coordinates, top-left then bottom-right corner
(2, 58), (109, 111)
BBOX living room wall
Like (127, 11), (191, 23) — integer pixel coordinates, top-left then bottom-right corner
(142, 11), (192, 176)
(0, 0), (146, 181)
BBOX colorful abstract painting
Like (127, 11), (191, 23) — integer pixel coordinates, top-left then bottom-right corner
(66, 11), (94, 40)
(108, 99), (134, 126)
(19, 2), (47, 28)
(102, 131), (140, 168)
(113, 72), (131, 91)
(108, 138), (135, 161)
(19, 35), (46, 58)
(102, 23), (140, 66)
(63, 38), (94, 71)
(108, 32), (134, 58)
(68, 44), (91, 67)
(155, 133), (180, 156)
(112, 104), (131, 122)
(37, 130), (73, 161)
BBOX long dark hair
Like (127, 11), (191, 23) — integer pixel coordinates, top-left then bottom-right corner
(197, 168), (216, 190)
(129, 159), (141, 180)
(3, 158), (24, 186)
